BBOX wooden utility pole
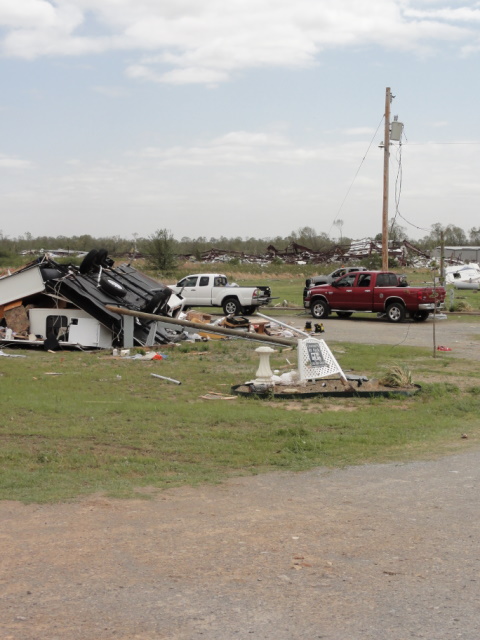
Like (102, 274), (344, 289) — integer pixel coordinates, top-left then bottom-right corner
(106, 305), (298, 347)
(440, 230), (445, 286)
(382, 87), (392, 271)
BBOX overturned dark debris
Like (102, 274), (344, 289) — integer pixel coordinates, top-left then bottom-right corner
(0, 250), (185, 350)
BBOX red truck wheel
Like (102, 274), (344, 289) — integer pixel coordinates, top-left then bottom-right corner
(411, 311), (429, 322)
(386, 302), (406, 323)
(311, 299), (330, 319)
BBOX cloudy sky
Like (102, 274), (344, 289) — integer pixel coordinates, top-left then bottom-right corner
(1, 0), (480, 243)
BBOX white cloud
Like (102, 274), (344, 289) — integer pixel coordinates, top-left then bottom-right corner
(130, 130), (338, 166)
(404, 6), (480, 23)
(2, 131), (480, 240)
(0, 0), (57, 29)
(0, 1), (477, 82)
(0, 153), (32, 169)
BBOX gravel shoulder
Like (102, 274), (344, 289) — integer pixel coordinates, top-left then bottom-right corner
(1, 317), (480, 640)
(2, 451), (480, 640)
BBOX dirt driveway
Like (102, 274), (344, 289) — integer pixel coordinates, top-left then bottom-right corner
(1, 317), (480, 640)
(2, 452), (480, 640)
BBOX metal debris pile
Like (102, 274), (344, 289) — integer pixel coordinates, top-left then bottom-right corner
(177, 238), (433, 267)
(0, 250), (185, 350)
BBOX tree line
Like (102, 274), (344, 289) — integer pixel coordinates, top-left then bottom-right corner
(1, 223), (479, 267)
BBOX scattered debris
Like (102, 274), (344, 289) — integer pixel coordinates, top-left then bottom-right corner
(176, 238), (430, 267)
(17, 237), (441, 268)
(232, 377), (420, 398)
(109, 305), (298, 348)
(445, 262), (480, 289)
(150, 373), (181, 385)
(0, 349), (26, 358)
(200, 392), (237, 400)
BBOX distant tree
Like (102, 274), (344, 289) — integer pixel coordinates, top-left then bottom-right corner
(389, 221), (408, 244)
(145, 229), (177, 273)
(360, 253), (383, 270)
(418, 223), (467, 250)
(443, 224), (467, 245)
(77, 234), (96, 251)
(469, 227), (480, 244)
(293, 226), (317, 248)
(289, 226), (335, 252)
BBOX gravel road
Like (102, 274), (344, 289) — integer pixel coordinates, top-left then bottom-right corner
(1, 315), (479, 640)
(272, 313), (480, 361)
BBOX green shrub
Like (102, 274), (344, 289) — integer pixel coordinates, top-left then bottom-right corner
(449, 300), (473, 313)
(379, 364), (414, 388)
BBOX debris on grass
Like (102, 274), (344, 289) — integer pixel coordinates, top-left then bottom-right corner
(200, 392), (237, 400)
(151, 373), (181, 385)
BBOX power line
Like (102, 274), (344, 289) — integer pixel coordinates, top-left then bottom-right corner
(389, 129), (430, 234)
(328, 114), (385, 236)
(328, 126), (474, 239)
(405, 141), (480, 146)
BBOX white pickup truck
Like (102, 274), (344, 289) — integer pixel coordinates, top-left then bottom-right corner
(170, 273), (273, 315)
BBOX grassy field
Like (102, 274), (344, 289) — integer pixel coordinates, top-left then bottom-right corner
(1, 337), (479, 504)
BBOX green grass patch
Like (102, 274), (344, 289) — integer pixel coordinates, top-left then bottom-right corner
(1, 339), (479, 503)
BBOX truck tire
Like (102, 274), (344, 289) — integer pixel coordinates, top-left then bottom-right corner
(336, 312), (353, 318)
(386, 302), (406, 323)
(243, 306), (256, 315)
(99, 275), (127, 298)
(79, 249), (99, 274)
(311, 299), (330, 319)
(411, 310), (429, 322)
(223, 298), (242, 316)
(95, 248), (109, 268)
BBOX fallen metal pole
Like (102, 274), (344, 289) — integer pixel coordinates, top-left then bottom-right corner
(106, 306), (297, 347)
(151, 373), (181, 385)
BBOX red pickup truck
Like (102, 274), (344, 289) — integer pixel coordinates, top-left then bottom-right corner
(303, 271), (445, 323)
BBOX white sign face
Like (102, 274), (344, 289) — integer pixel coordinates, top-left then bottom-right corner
(297, 338), (344, 382)
(306, 341), (326, 367)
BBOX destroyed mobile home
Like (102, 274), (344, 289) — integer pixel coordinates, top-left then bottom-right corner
(0, 251), (286, 351)
(0, 251), (186, 349)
